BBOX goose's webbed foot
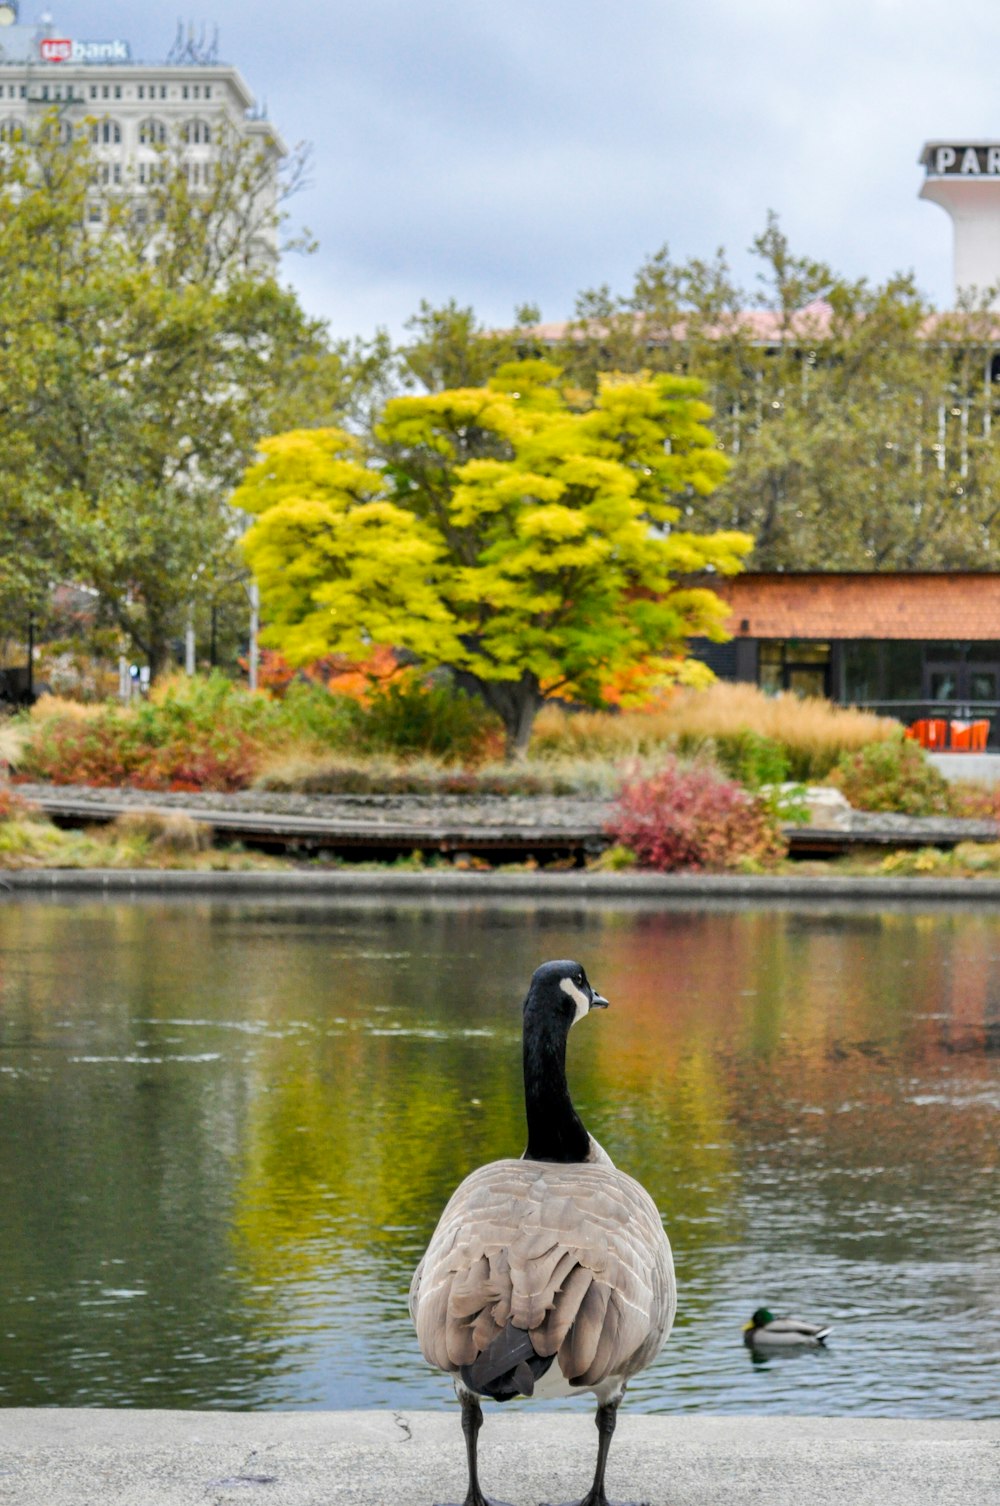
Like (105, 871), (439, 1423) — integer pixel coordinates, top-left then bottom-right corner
(434, 1497), (518, 1506)
(540, 1499), (650, 1506)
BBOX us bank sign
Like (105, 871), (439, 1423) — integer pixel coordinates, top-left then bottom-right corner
(923, 143), (1000, 176)
(39, 37), (131, 63)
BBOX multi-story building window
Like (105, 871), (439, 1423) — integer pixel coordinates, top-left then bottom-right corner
(0, 18), (285, 257)
(91, 119), (122, 146)
(182, 118), (212, 146)
(138, 118), (167, 146)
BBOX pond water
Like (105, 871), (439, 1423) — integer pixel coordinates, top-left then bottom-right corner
(0, 895), (997, 1418)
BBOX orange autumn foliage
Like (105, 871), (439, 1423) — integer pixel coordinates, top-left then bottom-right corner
(254, 646), (405, 704)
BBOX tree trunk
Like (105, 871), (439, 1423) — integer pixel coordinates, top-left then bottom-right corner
(455, 670), (543, 762)
(147, 630), (175, 683)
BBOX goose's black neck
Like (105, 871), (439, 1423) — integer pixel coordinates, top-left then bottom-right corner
(523, 1001), (590, 1163)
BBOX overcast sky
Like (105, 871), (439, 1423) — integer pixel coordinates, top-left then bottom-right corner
(27, 1), (1000, 341)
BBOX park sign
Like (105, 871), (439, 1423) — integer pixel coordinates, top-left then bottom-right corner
(39, 37), (131, 63)
(922, 143), (1000, 177)
(918, 139), (1000, 305)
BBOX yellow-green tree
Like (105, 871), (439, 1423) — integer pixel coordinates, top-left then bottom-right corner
(235, 362), (751, 755)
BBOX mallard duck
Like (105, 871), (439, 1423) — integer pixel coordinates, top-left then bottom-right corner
(410, 959), (676, 1506)
(743, 1307), (831, 1348)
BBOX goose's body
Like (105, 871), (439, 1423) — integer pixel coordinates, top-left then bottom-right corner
(743, 1308), (831, 1349)
(410, 960), (675, 1506)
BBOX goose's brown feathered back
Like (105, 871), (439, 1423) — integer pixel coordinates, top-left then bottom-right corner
(409, 1156), (675, 1391)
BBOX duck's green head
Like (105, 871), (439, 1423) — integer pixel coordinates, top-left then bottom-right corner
(745, 1307), (774, 1332)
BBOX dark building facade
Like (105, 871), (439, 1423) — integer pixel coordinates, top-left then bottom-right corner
(692, 571), (1000, 741)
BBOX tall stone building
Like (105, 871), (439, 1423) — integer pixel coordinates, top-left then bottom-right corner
(0, 6), (286, 254)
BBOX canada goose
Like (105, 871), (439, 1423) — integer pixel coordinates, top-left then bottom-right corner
(743, 1308), (831, 1348)
(410, 959), (675, 1506)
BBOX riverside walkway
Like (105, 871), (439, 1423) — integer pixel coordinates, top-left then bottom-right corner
(0, 1411), (996, 1505)
(14, 782), (1000, 861)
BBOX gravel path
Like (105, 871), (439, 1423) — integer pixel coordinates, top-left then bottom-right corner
(13, 782), (998, 845)
(14, 783), (615, 833)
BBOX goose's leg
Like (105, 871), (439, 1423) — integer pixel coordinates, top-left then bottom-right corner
(579, 1397), (618, 1506)
(441, 1387), (515, 1506)
(543, 1394), (647, 1506)
(460, 1391), (488, 1506)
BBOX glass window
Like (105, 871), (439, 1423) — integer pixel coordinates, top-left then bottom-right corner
(785, 639), (830, 664)
(925, 642), (968, 657)
(931, 671), (959, 702)
(843, 641), (882, 702)
(756, 641), (830, 697)
(968, 641), (1000, 662)
(882, 642), (923, 702)
(787, 667), (828, 698)
(970, 671), (997, 700)
(758, 641), (783, 695)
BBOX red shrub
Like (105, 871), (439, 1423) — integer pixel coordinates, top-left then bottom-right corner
(0, 786), (35, 820)
(607, 759), (787, 872)
(17, 708), (259, 792)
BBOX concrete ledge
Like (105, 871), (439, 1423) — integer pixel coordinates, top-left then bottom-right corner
(0, 1410), (996, 1505)
(5, 867), (1000, 900)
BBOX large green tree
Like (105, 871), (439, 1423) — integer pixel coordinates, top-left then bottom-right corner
(0, 114), (361, 675)
(557, 215), (1000, 569)
(234, 361), (751, 755)
(398, 218), (1000, 571)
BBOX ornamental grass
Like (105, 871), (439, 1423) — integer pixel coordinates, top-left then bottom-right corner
(530, 681), (900, 782)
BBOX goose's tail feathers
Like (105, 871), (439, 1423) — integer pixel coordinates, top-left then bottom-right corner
(459, 1320), (554, 1401)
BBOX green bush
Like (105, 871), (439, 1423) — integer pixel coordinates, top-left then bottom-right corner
(694, 729), (791, 788)
(273, 679), (363, 747)
(358, 679), (502, 762)
(828, 737), (952, 816)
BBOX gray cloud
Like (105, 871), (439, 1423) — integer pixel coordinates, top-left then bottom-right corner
(37, 1), (1000, 337)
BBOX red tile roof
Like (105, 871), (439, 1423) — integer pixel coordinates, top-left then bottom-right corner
(704, 572), (1000, 640)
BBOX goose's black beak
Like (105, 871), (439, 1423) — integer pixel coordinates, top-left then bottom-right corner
(590, 992), (609, 1010)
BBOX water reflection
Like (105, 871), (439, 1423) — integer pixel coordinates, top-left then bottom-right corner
(0, 896), (997, 1415)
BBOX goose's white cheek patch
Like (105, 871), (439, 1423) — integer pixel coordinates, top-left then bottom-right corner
(560, 976), (590, 1022)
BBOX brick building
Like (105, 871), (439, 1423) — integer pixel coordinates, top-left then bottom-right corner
(692, 572), (1000, 737)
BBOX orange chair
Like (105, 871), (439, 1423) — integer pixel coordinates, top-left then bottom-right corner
(907, 718), (949, 750)
(950, 718), (990, 751)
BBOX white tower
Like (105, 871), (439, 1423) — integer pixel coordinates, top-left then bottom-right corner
(920, 142), (1000, 306)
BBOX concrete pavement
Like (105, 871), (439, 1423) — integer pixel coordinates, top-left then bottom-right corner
(927, 751), (1000, 784)
(8, 866), (1000, 898)
(0, 1410), (997, 1506)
